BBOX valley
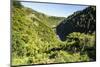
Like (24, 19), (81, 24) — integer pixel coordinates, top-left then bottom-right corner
(12, 1), (96, 66)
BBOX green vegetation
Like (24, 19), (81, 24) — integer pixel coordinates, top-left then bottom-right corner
(56, 6), (96, 41)
(11, 1), (96, 66)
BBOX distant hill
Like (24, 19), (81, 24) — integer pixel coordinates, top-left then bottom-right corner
(23, 7), (65, 28)
(12, 1), (64, 49)
(12, 1), (96, 65)
(56, 6), (96, 41)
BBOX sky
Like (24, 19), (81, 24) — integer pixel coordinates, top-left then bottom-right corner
(21, 2), (89, 17)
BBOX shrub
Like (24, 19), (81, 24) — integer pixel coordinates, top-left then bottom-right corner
(64, 32), (95, 60)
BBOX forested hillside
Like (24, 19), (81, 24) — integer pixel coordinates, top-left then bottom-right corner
(56, 6), (96, 41)
(12, 1), (96, 66)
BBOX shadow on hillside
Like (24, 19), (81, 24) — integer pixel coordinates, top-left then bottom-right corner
(56, 19), (74, 41)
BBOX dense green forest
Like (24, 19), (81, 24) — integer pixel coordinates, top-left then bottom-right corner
(12, 1), (96, 66)
(56, 6), (96, 41)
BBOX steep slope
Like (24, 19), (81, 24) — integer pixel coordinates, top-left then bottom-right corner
(56, 6), (96, 41)
(12, 1), (64, 65)
(12, 1), (96, 65)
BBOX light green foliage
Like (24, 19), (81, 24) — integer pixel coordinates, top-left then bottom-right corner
(12, 1), (96, 66)
(66, 32), (95, 48)
(12, 1), (62, 65)
(64, 32), (95, 60)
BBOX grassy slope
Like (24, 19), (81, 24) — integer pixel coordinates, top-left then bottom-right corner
(12, 3), (64, 65)
(12, 1), (96, 66)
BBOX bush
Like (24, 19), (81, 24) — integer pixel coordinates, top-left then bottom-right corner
(64, 32), (96, 60)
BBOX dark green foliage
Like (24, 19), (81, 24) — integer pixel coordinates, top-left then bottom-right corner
(13, 0), (23, 8)
(11, 1), (96, 66)
(65, 32), (95, 59)
(56, 6), (96, 41)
